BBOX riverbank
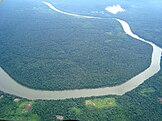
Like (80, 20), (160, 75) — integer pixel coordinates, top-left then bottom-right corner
(0, 19), (161, 100)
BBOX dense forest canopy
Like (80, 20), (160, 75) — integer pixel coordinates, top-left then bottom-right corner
(0, 0), (162, 120)
(0, 0), (153, 90)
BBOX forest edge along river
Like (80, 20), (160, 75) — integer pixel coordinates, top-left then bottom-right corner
(0, 2), (162, 100)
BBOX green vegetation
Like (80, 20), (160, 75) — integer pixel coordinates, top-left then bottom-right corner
(139, 87), (155, 96)
(0, 93), (40, 121)
(86, 97), (117, 108)
(119, 1), (162, 48)
(0, 0), (151, 90)
(0, 0), (162, 120)
(16, 101), (33, 114)
(70, 107), (82, 115)
(1, 63), (162, 120)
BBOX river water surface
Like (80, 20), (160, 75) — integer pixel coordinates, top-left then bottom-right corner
(0, 2), (161, 100)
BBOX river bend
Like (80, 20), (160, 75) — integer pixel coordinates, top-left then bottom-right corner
(0, 2), (161, 100)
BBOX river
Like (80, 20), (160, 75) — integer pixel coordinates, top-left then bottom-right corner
(0, 2), (161, 100)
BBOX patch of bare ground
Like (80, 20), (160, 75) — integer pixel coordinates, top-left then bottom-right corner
(56, 115), (64, 120)
(13, 98), (20, 103)
(159, 97), (162, 104)
(22, 102), (32, 113)
(0, 95), (4, 99)
(85, 100), (95, 106)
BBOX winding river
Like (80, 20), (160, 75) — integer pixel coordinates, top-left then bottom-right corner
(0, 2), (161, 100)
(42, 1), (101, 19)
